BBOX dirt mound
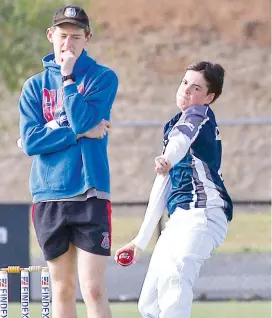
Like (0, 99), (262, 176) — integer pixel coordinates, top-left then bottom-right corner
(0, 0), (270, 203)
(91, 0), (270, 46)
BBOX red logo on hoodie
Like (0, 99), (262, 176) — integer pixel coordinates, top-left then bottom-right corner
(42, 84), (84, 122)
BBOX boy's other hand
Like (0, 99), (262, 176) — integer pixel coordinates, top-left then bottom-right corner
(155, 156), (172, 175)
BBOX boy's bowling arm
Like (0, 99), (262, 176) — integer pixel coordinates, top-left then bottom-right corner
(132, 174), (171, 250)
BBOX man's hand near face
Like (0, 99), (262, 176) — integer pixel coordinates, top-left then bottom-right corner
(61, 50), (77, 76)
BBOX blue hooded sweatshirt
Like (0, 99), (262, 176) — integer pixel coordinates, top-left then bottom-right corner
(19, 50), (118, 203)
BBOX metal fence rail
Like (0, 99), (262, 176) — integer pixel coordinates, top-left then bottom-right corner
(112, 200), (271, 207)
(113, 118), (272, 127)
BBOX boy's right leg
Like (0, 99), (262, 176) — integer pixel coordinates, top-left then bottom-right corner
(47, 243), (77, 318)
(138, 235), (166, 318)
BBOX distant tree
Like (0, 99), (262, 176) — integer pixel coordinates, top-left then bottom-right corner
(0, 0), (85, 92)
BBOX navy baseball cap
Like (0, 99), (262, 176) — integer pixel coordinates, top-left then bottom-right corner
(52, 5), (90, 29)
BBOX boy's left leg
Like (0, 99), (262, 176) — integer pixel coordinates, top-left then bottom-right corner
(157, 228), (214, 318)
(157, 207), (228, 318)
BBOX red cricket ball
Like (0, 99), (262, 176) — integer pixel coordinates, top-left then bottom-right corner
(117, 251), (134, 266)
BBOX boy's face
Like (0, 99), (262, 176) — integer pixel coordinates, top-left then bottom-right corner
(47, 23), (91, 64)
(176, 70), (215, 111)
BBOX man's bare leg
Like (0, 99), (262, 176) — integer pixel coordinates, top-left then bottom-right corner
(47, 243), (77, 318)
(77, 248), (111, 318)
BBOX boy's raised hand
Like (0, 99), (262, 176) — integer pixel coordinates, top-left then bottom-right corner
(155, 156), (172, 176)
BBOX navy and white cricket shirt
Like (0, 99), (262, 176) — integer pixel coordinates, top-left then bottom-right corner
(163, 105), (233, 221)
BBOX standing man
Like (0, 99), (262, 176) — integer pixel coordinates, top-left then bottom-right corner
(19, 5), (118, 318)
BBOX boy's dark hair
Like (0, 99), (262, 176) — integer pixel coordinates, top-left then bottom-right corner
(186, 61), (225, 103)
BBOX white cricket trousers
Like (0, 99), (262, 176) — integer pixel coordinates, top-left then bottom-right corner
(138, 207), (228, 318)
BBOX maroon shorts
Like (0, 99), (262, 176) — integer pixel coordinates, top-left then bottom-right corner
(32, 197), (112, 261)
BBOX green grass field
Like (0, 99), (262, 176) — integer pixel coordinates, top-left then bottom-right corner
(31, 211), (271, 257)
(8, 301), (271, 317)
(26, 211), (271, 318)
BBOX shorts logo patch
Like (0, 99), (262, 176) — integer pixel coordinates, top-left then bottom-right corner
(101, 232), (110, 249)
